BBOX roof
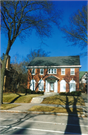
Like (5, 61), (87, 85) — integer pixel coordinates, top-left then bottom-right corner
(45, 75), (59, 80)
(79, 71), (87, 80)
(28, 56), (80, 66)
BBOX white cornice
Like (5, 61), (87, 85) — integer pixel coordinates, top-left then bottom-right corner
(26, 65), (82, 69)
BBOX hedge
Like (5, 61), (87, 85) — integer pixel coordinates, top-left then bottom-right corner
(59, 91), (81, 96)
(17, 86), (44, 95)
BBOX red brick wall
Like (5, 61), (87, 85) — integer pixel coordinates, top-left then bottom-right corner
(27, 68), (79, 93)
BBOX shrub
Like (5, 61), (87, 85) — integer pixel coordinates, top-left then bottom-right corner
(28, 89), (31, 94)
(18, 85), (26, 93)
(59, 92), (66, 95)
(59, 91), (81, 96)
(27, 90), (44, 95)
(71, 91), (81, 96)
(66, 92), (71, 96)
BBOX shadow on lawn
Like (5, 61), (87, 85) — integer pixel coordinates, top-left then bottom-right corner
(64, 96), (81, 134)
(10, 93), (22, 103)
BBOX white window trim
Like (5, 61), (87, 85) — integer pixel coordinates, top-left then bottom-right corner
(61, 68), (65, 75)
(40, 69), (44, 75)
(48, 69), (57, 74)
(31, 69), (35, 75)
(30, 79), (36, 91)
(38, 79), (44, 91)
(70, 68), (75, 75)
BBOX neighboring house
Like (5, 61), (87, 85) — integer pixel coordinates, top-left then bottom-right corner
(27, 56), (81, 93)
(79, 71), (88, 84)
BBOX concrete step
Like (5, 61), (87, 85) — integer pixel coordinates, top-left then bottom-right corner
(31, 97), (44, 103)
(44, 92), (59, 96)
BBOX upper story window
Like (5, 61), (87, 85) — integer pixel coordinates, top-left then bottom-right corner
(61, 68), (65, 75)
(40, 69), (44, 75)
(70, 68), (75, 75)
(31, 69), (35, 75)
(48, 69), (57, 74)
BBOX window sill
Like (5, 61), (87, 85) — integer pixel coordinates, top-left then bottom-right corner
(48, 73), (57, 74)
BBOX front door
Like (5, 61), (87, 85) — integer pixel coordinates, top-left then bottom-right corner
(50, 82), (54, 92)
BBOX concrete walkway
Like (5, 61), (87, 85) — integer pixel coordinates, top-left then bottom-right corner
(31, 92), (59, 103)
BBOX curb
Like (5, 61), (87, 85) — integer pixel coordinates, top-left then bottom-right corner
(0, 110), (86, 117)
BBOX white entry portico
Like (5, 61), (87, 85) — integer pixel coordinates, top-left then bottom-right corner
(45, 75), (59, 93)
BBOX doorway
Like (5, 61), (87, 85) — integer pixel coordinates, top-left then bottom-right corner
(50, 82), (54, 92)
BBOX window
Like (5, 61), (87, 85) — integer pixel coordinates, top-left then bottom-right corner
(61, 68), (65, 75)
(38, 79), (44, 91)
(40, 69), (44, 75)
(31, 69), (35, 75)
(70, 68), (75, 75)
(69, 79), (76, 92)
(60, 79), (66, 92)
(48, 69), (57, 74)
(30, 79), (36, 91)
(54, 69), (56, 74)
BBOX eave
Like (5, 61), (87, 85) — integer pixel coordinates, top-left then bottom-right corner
(26, 65), (82, 69)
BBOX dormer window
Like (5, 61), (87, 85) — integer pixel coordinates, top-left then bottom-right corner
(70, 68), (75, 75)
(40, 69), (44, 75)
(31, 69), (35, 75)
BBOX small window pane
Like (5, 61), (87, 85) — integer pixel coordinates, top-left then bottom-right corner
(61, 68), (65, 75)
(54, 69), (56, 73)
(48, 69), (50, 73)
(40, 69), (44, 74)
(32, 69), (35, 75)
(51, 69), (53, 73)
(71, 68), (75, 75)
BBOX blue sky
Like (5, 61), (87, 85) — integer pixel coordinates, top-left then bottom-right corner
(1, 1), (87, 71)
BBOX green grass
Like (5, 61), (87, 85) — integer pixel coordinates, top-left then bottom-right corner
(42, 95), (85, 106)
(3, 93), (42, 103)
(28, 106), (83, 115)
(0, 104), (20, 110)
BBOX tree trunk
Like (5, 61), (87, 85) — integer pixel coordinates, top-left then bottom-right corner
(0, 55), (8, 105)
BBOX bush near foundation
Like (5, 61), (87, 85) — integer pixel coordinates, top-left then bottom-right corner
(26, 89), (44, 95)
(59, 91), (81, 96)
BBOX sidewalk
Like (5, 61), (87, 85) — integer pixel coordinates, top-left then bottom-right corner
(0, 102), (87, 117)
(0, 93), (88, 117)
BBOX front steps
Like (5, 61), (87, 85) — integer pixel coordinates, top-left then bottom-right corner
(31, 92), (59, 103)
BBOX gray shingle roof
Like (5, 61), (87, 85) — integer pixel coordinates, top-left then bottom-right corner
(28, 56), (80, 66)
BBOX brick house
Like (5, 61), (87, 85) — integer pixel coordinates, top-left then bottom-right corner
(27, 56), (81, 93)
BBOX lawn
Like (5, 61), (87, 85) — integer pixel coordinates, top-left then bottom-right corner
(28, 106), (83, 115)
(3, 93), (42, 103)
(41, 95), (85, 106)
(0, 104), (20, 110)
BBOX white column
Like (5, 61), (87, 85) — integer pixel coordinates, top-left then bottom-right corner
(54, 80), (57, 93)
(47, 82), (49, 92)
(45, 80), (47, 92)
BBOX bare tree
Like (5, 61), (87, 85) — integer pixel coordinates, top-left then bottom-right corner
(25, 48), (50, 64)
(61, 5), (87, 56)
(1, 1), (61, 104)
